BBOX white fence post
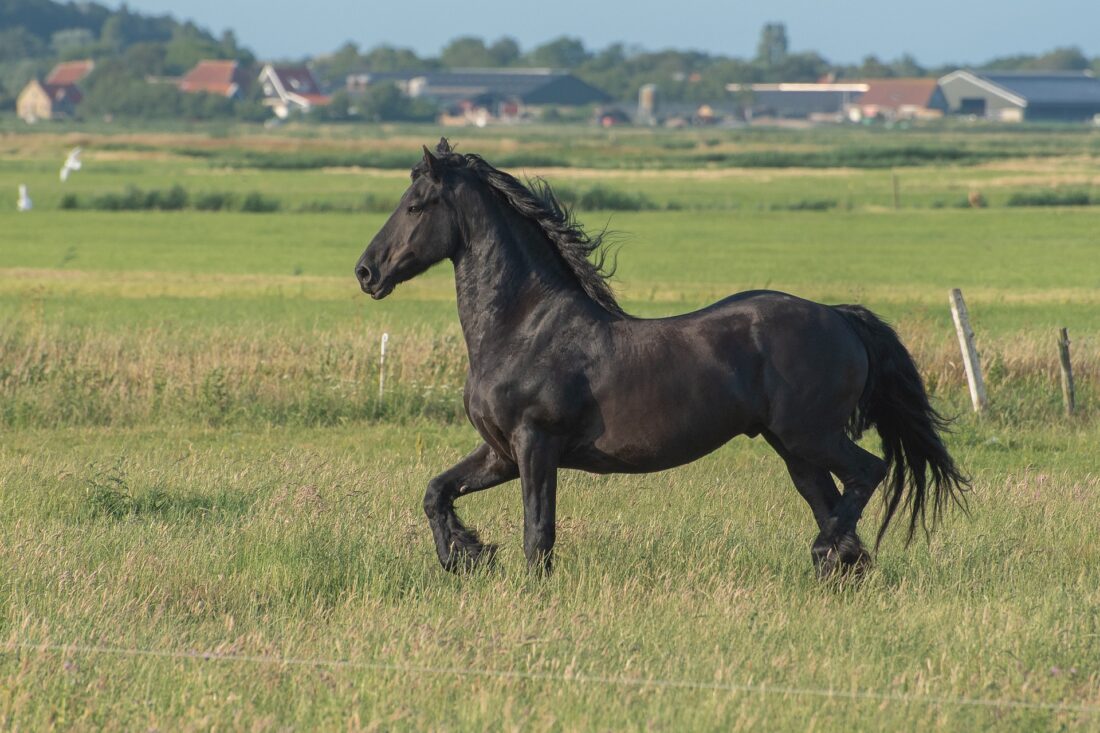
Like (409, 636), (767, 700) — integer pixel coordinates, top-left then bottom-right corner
(378, 332), (389, 401)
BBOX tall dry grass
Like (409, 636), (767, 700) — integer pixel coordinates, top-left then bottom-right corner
(0, 316), (1091, 428)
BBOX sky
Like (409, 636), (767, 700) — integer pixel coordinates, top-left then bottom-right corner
(111, 0), (1099, 66)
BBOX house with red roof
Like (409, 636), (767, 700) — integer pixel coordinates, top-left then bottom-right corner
(17, 59), (94, 122)
(178, 60), (248, 98)
(846, 79), (948, 122)
(46, 60), (95, 87)
(258, 64), (330, 118)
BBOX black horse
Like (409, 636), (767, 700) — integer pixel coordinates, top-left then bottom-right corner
(355, 139), (967, 577)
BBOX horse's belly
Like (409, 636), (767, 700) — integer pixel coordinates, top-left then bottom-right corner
(563, 394), (758, 474)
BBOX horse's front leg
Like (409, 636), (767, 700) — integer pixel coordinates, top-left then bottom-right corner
(424, 443), (517, 572)
(515, 428), (561, 574)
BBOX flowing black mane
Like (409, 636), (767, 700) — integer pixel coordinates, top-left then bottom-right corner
(413, 139), (624, 316)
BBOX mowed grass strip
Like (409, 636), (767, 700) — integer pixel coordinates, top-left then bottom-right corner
(1, 424), (1098, 729)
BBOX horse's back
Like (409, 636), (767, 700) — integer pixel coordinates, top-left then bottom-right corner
(568, 290), (866, 472)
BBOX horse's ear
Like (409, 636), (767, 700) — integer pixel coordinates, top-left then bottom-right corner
(422, 145), (442, 181)
(436, 136), (451, 154)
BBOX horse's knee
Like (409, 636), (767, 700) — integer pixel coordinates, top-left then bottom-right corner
(423, 477), (452, 518)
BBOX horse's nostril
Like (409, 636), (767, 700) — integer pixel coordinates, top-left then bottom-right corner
(356, 265), (373, 285)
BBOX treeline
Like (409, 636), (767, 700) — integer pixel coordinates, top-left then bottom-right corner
(311, 27), (1100, 103)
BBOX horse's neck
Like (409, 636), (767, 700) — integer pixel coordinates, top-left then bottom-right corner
(452, 198), (598, 364)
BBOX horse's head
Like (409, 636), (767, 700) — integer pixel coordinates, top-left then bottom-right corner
(355, 139), (464, 299)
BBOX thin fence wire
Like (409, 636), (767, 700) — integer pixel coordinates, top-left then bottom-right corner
(3, 640), (1098, 715)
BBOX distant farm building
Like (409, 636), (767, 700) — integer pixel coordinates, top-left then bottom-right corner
(938, 70), (1100, 122)
(726, 82), (868, 122)
(347, 69), (611, 125)
(847, 78), (948, 121)
(178, 60), (248, 98)
(259, 64), (331, 118)
(47, 60), (95, 87)
(16, 59), (94, 122)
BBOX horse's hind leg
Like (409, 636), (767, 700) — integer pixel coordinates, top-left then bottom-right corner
(423, 443), (518, 572)
(763, 430), (840, 533)
(775, 431), (887, 577)
(816, 436), (887, 576)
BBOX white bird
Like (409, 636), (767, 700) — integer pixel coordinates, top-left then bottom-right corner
(59, 147), (82, 182)
(17, 184), (32, 212)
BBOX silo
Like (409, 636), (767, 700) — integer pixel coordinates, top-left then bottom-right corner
(637, 84), (657, 125)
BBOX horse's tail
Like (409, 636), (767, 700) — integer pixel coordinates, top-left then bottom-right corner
(834, 305), (969, 548)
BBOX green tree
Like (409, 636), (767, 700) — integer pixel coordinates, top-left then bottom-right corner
(99, 11), (127, 51)
(440, 36), (493, 68)
(981, 47), (1089, 72)
(313, 41), (363, 86)
(527, 37), (589, 68)
(218, 29), (253, 65)
(890, 53), (926, 77)
(121, 42), (168, 77)
(855, 55), (893, 78)
(1032, 46), (1089, 70)
(0, 27), (48, 61)
(488, 37), (520, 66)
(360, 45), (432, 72)
(0, 59), (48, 101)
(774, 52), (830, 82)
(358, 82), (436, 121)
(755, 22), (788, 68)
(50, 27), (95, 54)
(163, 24), (225, 74)
(312, 89), (354, 121)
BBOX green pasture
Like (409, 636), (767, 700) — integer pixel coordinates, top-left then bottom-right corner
(3, 208), (1100, 329)
(1, 125), (1098, 729)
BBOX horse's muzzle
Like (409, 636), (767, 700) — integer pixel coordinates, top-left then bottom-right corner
(356, 264), (394, 299)
(355, 264), (374, 293)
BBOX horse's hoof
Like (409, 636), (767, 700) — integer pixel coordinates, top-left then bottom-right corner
(835, 534), (872, 570)
(442, 541), (498, 573)
(812, 535), (872, 580)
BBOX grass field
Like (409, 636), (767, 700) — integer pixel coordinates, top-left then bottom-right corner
(1, 123), (1098, 730)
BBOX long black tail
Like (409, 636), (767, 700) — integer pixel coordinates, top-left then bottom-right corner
(834, 305), (969, 548)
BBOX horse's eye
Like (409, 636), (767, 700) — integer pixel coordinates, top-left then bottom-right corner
(407, 204), (423, 214)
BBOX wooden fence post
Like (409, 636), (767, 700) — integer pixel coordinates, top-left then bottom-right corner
(378, 332), (389, 401)
(1058, 327), (1076, 417)
(949, 288), (987, 413)
(892, 172), (900, 210)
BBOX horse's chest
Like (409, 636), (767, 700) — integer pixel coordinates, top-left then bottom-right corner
(463, 367), (585, 454)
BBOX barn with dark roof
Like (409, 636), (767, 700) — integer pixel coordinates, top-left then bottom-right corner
(939, 70), (1100, 122)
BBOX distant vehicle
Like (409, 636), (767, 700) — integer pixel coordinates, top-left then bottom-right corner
(597, 108), (631, 127)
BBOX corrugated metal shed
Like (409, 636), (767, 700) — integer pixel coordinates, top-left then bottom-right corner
(939, 70), (1100, 121)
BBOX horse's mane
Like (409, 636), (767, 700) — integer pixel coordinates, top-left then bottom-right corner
(413, 138), (624, 316)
